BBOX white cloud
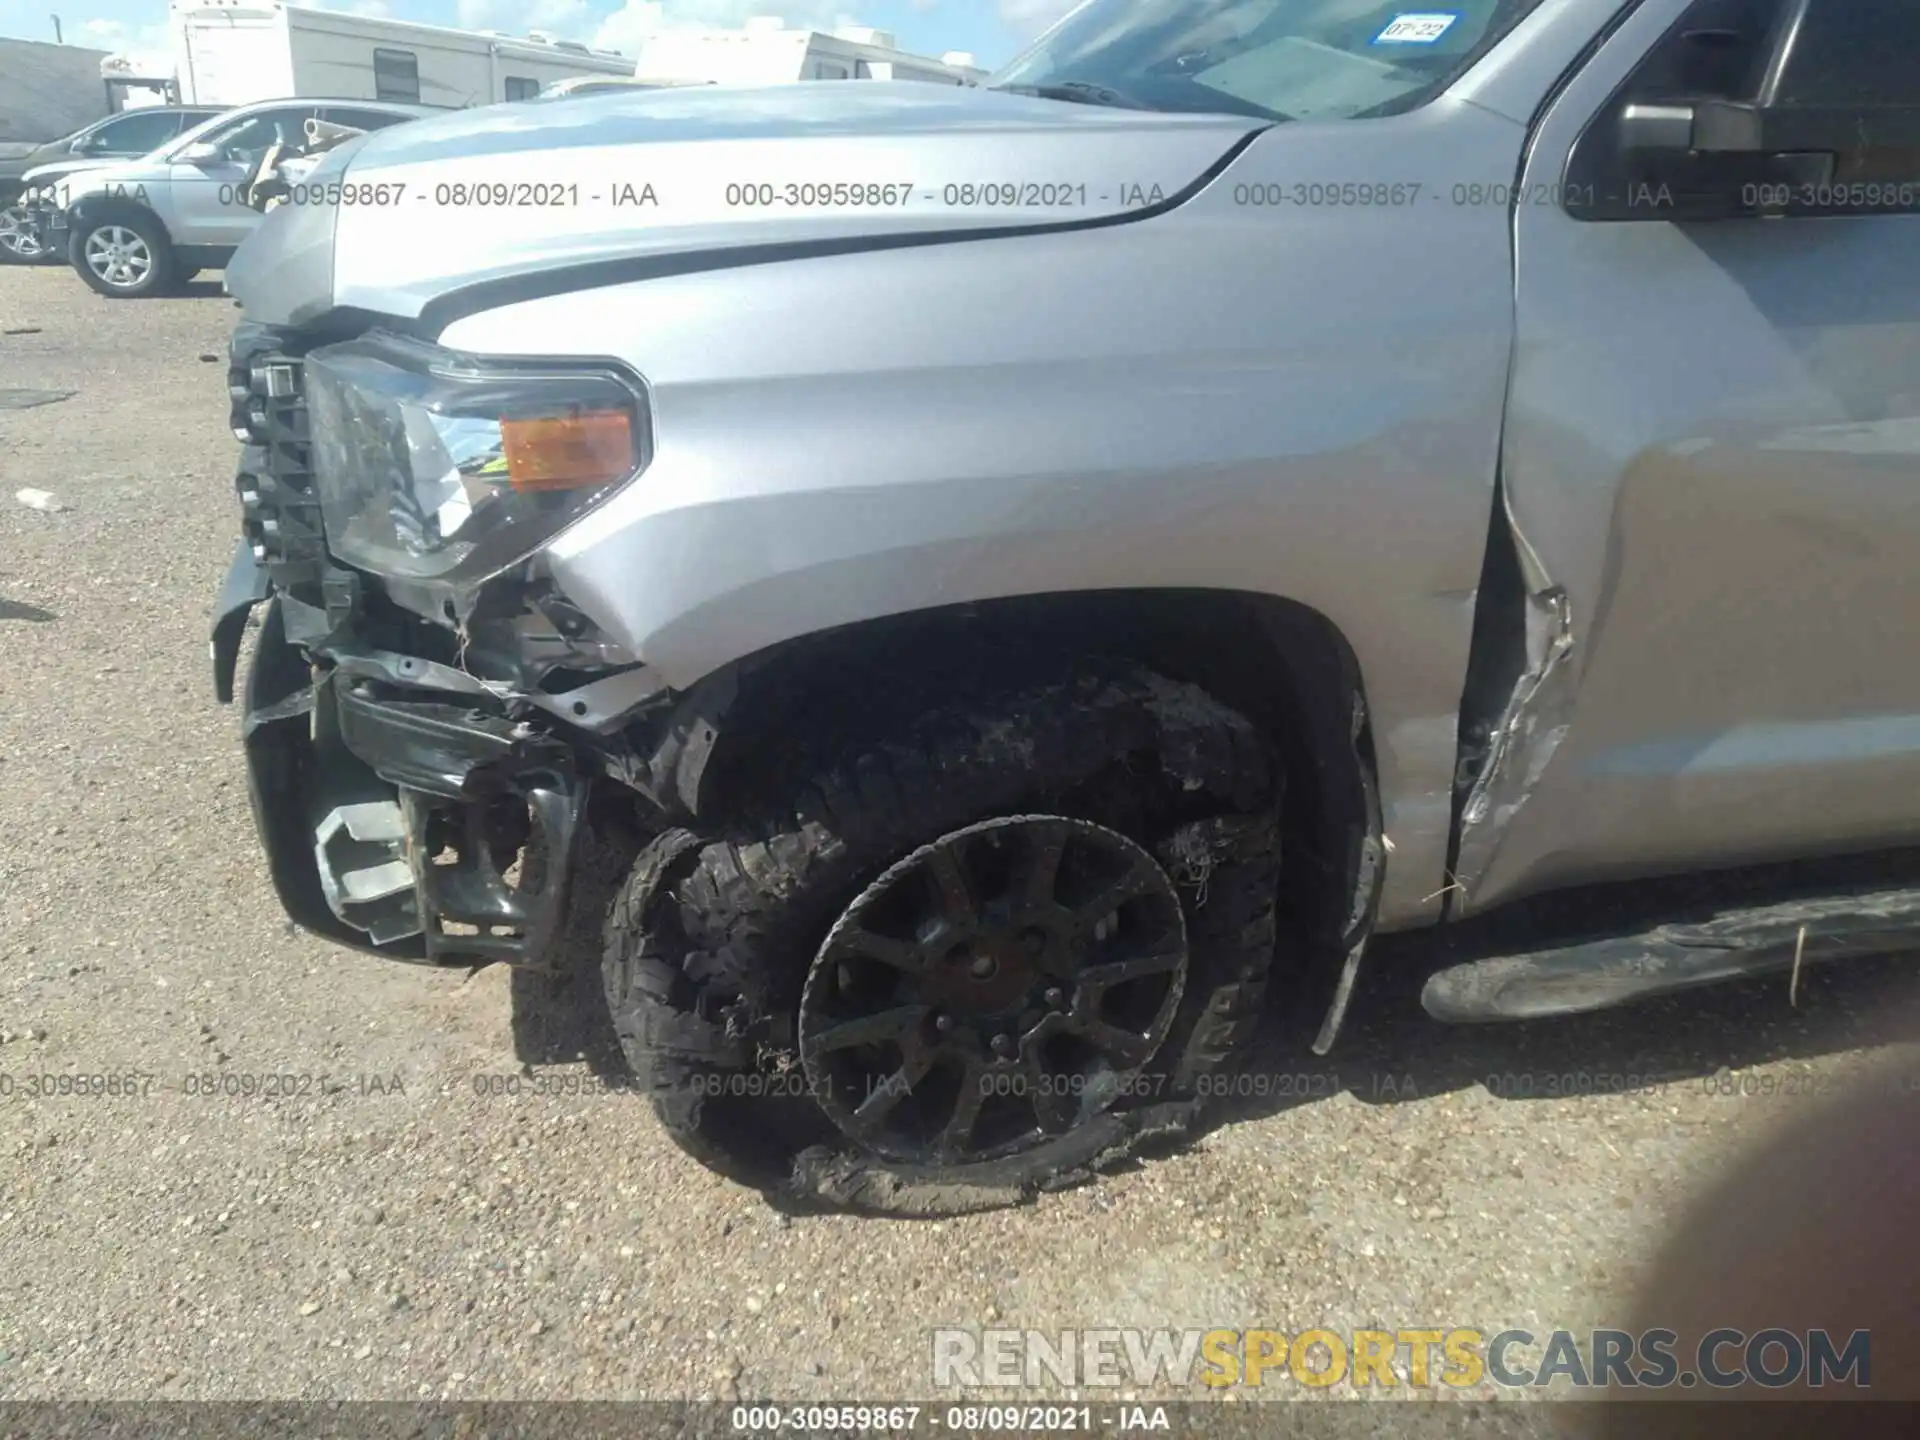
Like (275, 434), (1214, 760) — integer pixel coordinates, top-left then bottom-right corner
(76, 18), (174, 76)
(589, 1), (855, 55)
(997, 0), (1081, 41)
(591, 1), (673, 54)
(456, 0), (602, 33)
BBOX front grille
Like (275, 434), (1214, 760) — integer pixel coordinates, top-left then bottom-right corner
(229, 323), (326, 591)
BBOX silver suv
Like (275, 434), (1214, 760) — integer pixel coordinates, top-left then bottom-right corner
(1, 106), (223, 262)
(213, 0), (1920, 1213)
(36, 97), (436, 297)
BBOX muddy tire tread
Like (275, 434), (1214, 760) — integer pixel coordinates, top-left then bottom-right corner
(602, 663), (1286, 1211)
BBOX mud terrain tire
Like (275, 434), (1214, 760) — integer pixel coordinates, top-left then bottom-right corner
(602, 666), (1285, 1214)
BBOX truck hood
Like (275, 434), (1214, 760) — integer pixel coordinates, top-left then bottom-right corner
(227, 83), (1269, 326)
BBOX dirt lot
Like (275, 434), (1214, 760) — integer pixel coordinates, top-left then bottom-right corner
(2, 263), (1917, 1410)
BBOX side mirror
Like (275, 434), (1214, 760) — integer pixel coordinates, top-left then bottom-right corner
(177, 140), (224, 164)
(1617, 103), (1696, 154)
(1569, 4), (1920, 224)
(1594, 97), (1920, 222)
(1628, 98), (1920, 157)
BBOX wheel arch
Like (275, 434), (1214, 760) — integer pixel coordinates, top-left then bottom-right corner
(68, 194), (172, 240)
(632, 587), (1386, 1032)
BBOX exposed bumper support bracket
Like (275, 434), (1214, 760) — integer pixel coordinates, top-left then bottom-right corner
(397, 780), (587, 968)
(299, 676), (591, 968)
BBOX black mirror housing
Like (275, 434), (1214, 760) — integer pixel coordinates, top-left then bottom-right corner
(1566, 0), (1920, 223)
(1691, 100), (1920, 155)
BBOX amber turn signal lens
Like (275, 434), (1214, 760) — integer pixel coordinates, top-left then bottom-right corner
(499, 410), (634, 492)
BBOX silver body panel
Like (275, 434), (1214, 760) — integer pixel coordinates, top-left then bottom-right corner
(302, 84), (1268, 322)
(230, 0), (1920, 933)
(433, 92), (1530, 931)
(1456, 0), (1920, 910)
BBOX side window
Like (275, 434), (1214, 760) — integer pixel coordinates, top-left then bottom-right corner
(374, 48), (421, 103)
(201, 108), (318, 162)
(1604, 0), (1780, 101)
(1564, 0), (1920, 221)
(504, 76), (540, 101)
(1764, 0), (1920, 107)
(815, 61), (850, 80)
(88, 110), (186, 154)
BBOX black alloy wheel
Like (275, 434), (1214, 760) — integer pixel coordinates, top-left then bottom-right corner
(798, 815), (1188, 1166)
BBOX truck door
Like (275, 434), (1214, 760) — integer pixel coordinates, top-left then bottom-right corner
(168, 105), (320, 249)
(1458, 0), (1920, 911)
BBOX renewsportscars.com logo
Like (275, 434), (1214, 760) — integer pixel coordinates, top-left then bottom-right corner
(932, 1327), (1871, 1391)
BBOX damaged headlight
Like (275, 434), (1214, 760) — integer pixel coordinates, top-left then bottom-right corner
(305, 333), (649, 587)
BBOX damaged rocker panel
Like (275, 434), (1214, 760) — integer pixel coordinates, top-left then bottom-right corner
(1421, 883), (1920, 1022)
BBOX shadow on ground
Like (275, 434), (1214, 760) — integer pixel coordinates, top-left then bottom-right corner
(0, 596), (57, 622)
(505, 833), (1920, 1174)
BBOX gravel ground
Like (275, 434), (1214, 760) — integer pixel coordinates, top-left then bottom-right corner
(2, 264), (1917, 1411)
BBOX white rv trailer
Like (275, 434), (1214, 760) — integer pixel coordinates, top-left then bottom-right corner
(168, 1), (635, 109)
(635, 20), (986, 88)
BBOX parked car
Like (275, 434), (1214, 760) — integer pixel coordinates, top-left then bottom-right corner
(212, 0), (1920, 1213)
(28, 97), (435, 297)
(0, 106), (223, 262)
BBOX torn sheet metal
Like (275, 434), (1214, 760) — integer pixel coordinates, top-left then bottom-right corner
(1452, 584), (1576, 901)
(1312, 688), (1386, 1055)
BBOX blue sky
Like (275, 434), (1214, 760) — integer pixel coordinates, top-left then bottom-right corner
(0, 0), (1083, 71)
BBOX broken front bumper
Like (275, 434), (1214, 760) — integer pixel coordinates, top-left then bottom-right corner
(23, 196), (63, 253)
(215, 577), (591, 967)
(212, 322), (679, 967)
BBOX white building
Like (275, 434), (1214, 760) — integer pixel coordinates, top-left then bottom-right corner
(168, 1), (634, 108)
(635, 18), (986, 88)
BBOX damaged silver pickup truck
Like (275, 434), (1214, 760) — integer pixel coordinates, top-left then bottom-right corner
(212, 0), (1920, 1212)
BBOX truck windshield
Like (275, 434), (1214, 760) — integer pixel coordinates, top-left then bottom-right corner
(991, 0), (1550, 122)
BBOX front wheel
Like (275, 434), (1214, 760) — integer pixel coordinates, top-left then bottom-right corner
(70, 213), (177, 297)
(602, 666), (1285, 1213)
(0, 202), (51, 264)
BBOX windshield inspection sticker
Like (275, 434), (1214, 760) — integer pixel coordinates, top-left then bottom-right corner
(1373, 12), (1460, 44)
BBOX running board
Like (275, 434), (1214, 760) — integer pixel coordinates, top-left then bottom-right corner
(1421, 885), (1920, 1022)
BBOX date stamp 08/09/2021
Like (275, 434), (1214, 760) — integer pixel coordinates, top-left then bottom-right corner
(5, 1063), (1918, 1105)
(75, 167), (1920, 218)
